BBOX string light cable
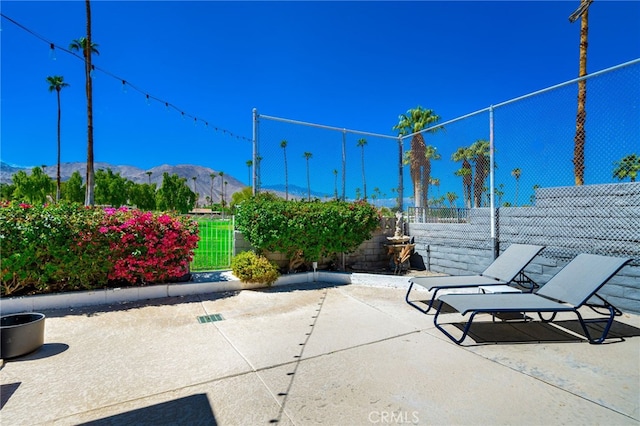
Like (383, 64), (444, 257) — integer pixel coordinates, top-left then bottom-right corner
(0, 13), (252, 143)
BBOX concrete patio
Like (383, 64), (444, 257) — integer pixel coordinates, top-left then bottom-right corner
(1, 278), (639, 425)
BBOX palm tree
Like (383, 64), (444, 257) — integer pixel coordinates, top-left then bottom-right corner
(209, 173), (216, 206)
(469, 140), (490, 208)
(145, 171), (152, 184)
(431, 177), (440, 198)
(303, 152), (312, 201)
(357, 138), (368, 200)
(191, 176), (197, 208)
(511, 168), (522, 206)
(69, 6), (100, 206)
(332, 169), (338, 200)
(613, 154), (640, 182)
(46, 75), (69, 202)
(246, 160), (253, 185)
(496, 183), (505, 207)
(219, 171), (224, 206)
(446, 192), (458, 209)
(422, 145), (441, 208)
(569, 0), (593, 186)
(452, 147), (473, 209)
(281, 140), (289, 200)
(393, 106), (443, 208)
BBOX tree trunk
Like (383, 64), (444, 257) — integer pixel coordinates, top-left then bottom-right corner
(410, 134), (426, 208)
(56, 88), (62, 202)
(84, 0), (95, 206)
(573, 9), (589, 186)
(283, 150), (288, 201)
(361, 148), (367, 200)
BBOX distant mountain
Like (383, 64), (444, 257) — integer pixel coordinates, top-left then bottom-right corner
(0, 161), (247, 205)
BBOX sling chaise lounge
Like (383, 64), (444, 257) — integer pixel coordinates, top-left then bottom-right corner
(433, 253), (631, 345)
(405, 244), (545, 314)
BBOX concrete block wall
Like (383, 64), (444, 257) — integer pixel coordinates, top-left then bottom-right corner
(408, 182), (640, 314)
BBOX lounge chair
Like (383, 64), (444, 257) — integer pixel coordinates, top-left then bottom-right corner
(405, 244), (545, 314)
(433, 253), (631, 345)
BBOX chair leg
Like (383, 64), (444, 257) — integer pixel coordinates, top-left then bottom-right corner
(574, 305), (616, 344)
(405, 282), (438, 314)
(433, 300), (477, 345)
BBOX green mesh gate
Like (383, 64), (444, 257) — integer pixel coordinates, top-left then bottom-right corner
(190, 215), (234, 271)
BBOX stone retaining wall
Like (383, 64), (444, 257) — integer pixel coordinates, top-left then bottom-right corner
(408, 182), (640, 314)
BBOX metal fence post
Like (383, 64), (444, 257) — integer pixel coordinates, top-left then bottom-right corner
(342, 129), (347, 201)
(252, 108), (259, 195)
(398, 135), (404, 213)
(489, 105), (498, 259)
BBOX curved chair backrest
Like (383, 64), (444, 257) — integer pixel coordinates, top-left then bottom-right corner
(537, 254), (631, 307)
(482, 244), (545, 282)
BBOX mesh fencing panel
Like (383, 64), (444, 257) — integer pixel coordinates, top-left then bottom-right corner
(255, 115), (400, 206)
(255, 59), (639, 264)
(492, 60), (639, 261)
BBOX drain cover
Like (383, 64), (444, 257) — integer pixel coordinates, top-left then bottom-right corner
(197, 314), (224, 324)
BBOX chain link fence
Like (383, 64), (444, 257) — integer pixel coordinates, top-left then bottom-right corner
(253, 59), (640, 266)
(253, 113), (401, 208)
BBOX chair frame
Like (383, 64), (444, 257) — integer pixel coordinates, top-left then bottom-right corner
(405, 244), (544, 314)
(432, 255), (631, 345)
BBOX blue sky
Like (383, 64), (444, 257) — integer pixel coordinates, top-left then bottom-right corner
(1, 1), (639, 203)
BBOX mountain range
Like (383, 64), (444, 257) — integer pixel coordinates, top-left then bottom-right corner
(0, 161), (247, 205)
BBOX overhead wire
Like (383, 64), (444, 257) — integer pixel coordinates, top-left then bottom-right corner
(0, 13), (252, 142)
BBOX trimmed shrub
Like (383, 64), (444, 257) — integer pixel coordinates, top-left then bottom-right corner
(231, 251), (280, 286)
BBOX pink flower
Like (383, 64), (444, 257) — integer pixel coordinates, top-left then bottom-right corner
(99, 226), (108, 234)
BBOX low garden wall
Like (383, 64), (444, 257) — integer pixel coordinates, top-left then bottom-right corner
(408, 182), (640, 314)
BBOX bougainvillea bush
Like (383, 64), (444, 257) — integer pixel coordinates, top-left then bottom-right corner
(0, 202), (199, 297)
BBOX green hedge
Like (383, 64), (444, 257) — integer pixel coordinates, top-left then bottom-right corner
(236, 196), (380, 271)
(0, 202), (199, 297)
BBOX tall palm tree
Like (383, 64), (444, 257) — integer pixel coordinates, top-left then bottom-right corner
(613, 154), (640, 182)
(281, 140), (289, 200)
(393, 106), (442, 208)
(452, 147), (473, 209)
(511, 168), (522, 206)
(445, 192), (458, 209)
(246, 160), (253, 185)
(332, 169), (338, 200)
(422, 145), (441, 208)
(569, 0), (593, 186)
(470, 140), (491, 208)
(219, 171), (224, 206)
(69, 4), (99, 205)
(145, 171), (152, 184)
(46, 75), (69, 202)
(209, 173), (216, 206)
(431, 177), (440, 198)
(303, 152), (312, 201)
(357, 138), (368, 200)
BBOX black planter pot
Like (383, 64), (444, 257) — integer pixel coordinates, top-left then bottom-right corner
(1, 313), (46, 359)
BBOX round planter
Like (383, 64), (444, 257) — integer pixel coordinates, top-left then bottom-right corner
(1, 313), (46, 359)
